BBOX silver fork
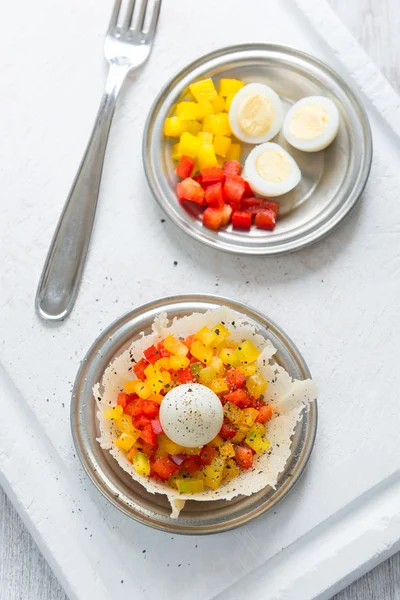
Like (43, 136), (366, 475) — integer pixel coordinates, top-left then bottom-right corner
(35, 0), (162, 322)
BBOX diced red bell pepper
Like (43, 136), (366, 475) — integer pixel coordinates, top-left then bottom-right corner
(140, 423), (157, 446)
(199, 446), (219, 465)
(177, 177), (205, 205)
(224, 176), (245, 204)
(125, 398), (144, 417)
(225, 388), (251, 408)
(156, 340), (172, 358)
(203, 207), (223, 230)
(176, 156), (195, 179)
(133, 358), (149, 380)
(143, 344), (160, 364)
(244, 199), (279, 217)
(180, 456), (201, 474)
(241, 196), (264, 209)
(256, 405), (273, 424)
(133, 414), (152, 430)
(235, 446), (254, 469)
(219, 203), (233, 226)
(183, 334), (195, 349)
(135, 441), (156, 458)
(225, 368), (246, 390)
(223, 160), (242, 177)
(177, 367), (194, 384)
(219, 421), (237, 440)
(192, 174), (204, 187)
(149, 468), (164, 481)
(205, 182), (224, 208)
(255, 210), (276, 231)
(152, 456), (179, 480)
(231, 211), (252, 230)
(142, 400), (160, 418)
(242, 180), (253, 198)
(117, 392), (128, 409)
(201, 166), (225, 184)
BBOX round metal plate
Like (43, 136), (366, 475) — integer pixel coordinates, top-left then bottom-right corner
(71, 295), (317, 534)
(143, 44), (372, 255)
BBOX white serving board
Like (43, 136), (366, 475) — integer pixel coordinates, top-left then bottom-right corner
(1, 0), (400, 599)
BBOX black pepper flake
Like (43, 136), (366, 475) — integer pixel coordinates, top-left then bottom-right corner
(121, 580), (124, 584)
(173, 261), (178, 266)
(142, 550), (146, 553)
(161, 219), (165, 223)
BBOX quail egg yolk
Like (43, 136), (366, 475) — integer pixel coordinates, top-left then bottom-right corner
(238, 94), (274, 137)
(288, 104), (328, 141)
(255, 149), (292, 182)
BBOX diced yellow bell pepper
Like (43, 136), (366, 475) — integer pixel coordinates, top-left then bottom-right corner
(247, 373), (267, 399)
(218, 78), (245, 96)
(154, 357), (170, 370)
(197, 143), (218, 171)
(176, 477), (205, 493)
(225, 93), (235, 111)
(213, 134), (232, 157)
(115, 432), (137, 452)
(231, 426), (251, 443)
(211, 323), (230, 344)
(236, 340), (260, 364)
(169, 355), (190, 371)
(219, 441), (235, 459)
(157, 434), (184, 455)
(115, 414), (140, 436)
(254, 422), (266, 436)
(210, 356), (225, 375)
(209, 434), (224, 447)
(143, 364), (164, 394)
(136, 380), (153, 399)
(224, 401), (244, 426)
(195, 102), (214, 119)
(176, 101), (200, 120)
(104, 405), (123, 419)
(161, 371), (171, 386)
(211, 95), (226, 112)
(178, 132), (201, 158)
(212, 113), (232, 136)
(241, 408), (260, 427)
(198, 131), (213, 143)
(238, 363), (257, 377)
(132, 451), (150, 476)
(245, 430), (271, 454)
(164, 117), (185, 137)
(181, 446), (202, 455)
(195, 326), (218, 347)
(190, 340), (214, 365)
(198, 365), (217, 385)
(209, 378), (229, 394)
(201, 457), (225, 489)
(202, 115), (217, 134)
(149, 393), (164, 404)
(218, 347), (240, 367)
(163, 334), (189, 356)
(184, 121), (202, 135)
(124, 380), (139, 394)
(222, 458), (240, 482)
(167, 474), (179, 488)
(189, 78), (218, 103)
(171, 143), (182, 161)
(226, 142), (241, 161)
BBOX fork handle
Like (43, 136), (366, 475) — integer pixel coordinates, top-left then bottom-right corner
(35, 63), (130, 321)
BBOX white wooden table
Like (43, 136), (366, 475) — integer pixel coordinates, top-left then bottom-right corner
(1, 1), (400, 598)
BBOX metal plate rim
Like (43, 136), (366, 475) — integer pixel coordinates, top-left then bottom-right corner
(71, 294), (318, 534)
(143, 42), (373, 256)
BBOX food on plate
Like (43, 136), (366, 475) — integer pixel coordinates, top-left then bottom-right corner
(228, 83), (284, 144)
(163, 75), (340, 233)
(244, 142), (301, 197)
(95, 306), (317, 518)
(283, 96), (339, 152)
(176, 159), (280, 231)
